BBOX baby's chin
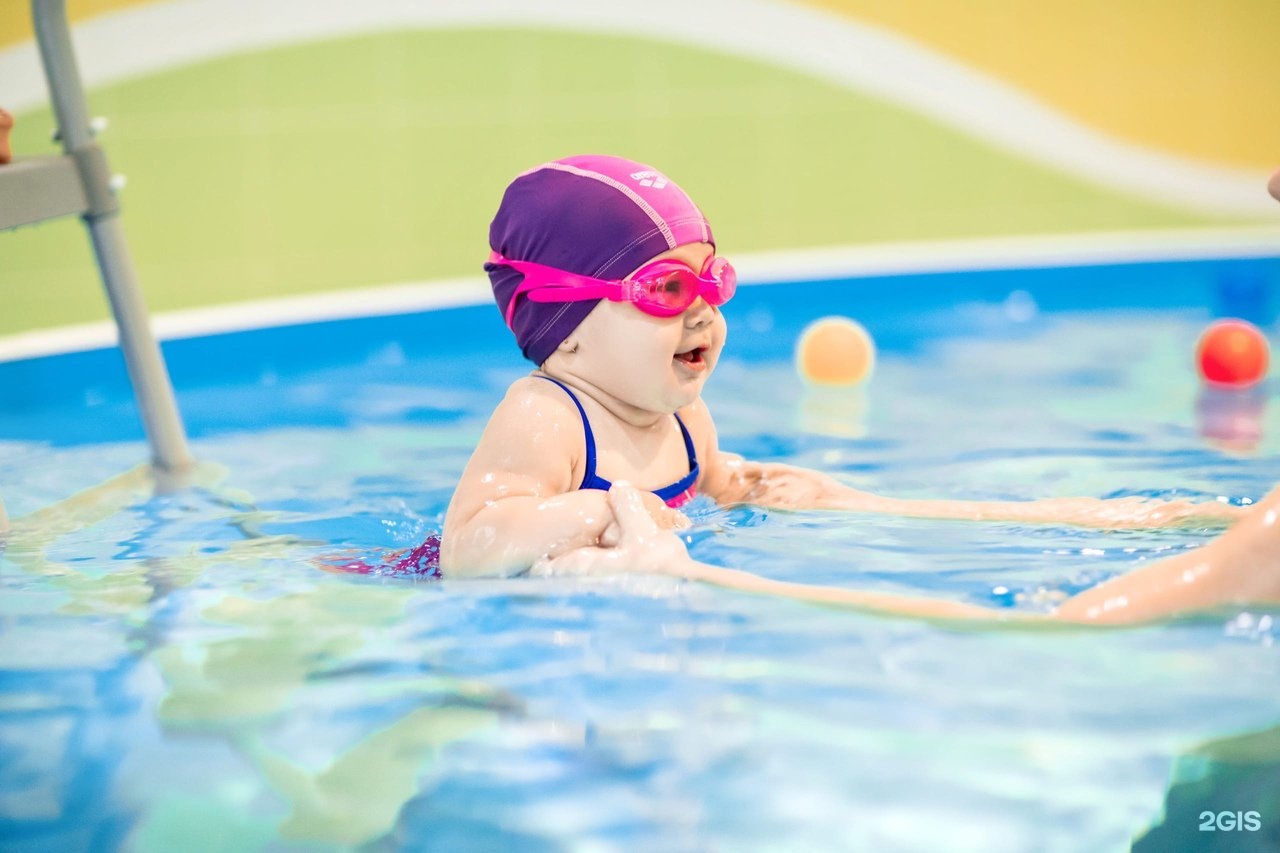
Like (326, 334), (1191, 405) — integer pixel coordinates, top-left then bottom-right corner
(663, 366), (712, 409)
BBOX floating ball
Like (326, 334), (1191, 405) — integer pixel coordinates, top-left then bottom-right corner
(1195, 319), (1269, 388)
(795, 316), (876, 386)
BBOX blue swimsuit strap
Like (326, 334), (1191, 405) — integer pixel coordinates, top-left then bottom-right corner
(535, 375), (698, 500)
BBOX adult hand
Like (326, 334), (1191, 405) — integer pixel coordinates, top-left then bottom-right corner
(532, 482), (695, 577)
(1071, 495), (1247, 529)
(598, 486), (690, 546)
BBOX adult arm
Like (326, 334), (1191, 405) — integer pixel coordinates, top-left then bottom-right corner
(538, 482), (1280, 626)
(684, 401), (1243, 529)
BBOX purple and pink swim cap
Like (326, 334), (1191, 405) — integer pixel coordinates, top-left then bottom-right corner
(486, 154), (715, 365)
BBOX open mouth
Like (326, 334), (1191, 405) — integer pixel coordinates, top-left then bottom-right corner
(674, 346), (707, 369)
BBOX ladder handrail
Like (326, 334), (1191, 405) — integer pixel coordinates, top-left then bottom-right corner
(24, 0), (194, 473)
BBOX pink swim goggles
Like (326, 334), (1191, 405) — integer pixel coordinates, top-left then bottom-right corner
(490, 251), (737, 328)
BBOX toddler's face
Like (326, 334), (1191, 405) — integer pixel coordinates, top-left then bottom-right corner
(563, 242), (727, 412)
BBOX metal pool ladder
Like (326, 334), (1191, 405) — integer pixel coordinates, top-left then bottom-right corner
(0, 0), (193, 473)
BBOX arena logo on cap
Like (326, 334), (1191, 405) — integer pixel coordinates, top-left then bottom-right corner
(630, 170), (668, 189)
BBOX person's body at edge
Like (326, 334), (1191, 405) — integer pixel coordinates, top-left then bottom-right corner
(441, 154), (1277, 626)
(0, 107), (13, 164)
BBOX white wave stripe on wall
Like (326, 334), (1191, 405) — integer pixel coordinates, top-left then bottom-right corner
(0, 0), (1272, 217)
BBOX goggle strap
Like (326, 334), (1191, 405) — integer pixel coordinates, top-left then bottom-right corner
(491, 251), (734, 326)
(497, 256), (619, 327)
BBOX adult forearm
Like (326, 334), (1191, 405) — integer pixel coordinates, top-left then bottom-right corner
(440, 491), (613, 577)
(671, 559), (1027, 622)
(743, 463), (1243, 529)
(822, 490), (1242, 528)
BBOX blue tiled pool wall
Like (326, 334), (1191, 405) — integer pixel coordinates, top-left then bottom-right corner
(1, 256), (1276, 445)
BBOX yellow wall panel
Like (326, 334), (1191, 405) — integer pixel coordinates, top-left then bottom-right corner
(802, 0), (1280, 170)
(0, 0), (156, 48)
(6, 0), (1274, 170)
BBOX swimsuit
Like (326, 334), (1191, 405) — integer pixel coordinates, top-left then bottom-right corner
(317, 535), (442, 579)
(537, 375), (699, 508)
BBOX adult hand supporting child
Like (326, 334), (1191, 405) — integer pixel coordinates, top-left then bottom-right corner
(597, 487), (690, 547)
(532, 481), (696, 577)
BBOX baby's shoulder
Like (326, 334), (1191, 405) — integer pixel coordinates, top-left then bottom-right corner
(472, 376), (583, 470)
(491, 375), (581, 423)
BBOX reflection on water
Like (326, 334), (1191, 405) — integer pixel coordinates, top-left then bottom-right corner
(0, 472), (515, 849)
(797, 386), (869, 440)
(1196, 385), (1268, 453)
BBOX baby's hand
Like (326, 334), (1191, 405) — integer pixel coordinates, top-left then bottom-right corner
(532, 482), (695, 577)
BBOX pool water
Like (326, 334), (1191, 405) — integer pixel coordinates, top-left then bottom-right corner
(2, 259), (1279, 851)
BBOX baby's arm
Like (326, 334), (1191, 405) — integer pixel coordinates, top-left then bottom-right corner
(443, 488), (615, 578)
(441, 380), (614, 577)
(688, 403), (1243, 529)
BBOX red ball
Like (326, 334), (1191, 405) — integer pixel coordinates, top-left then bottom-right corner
(1195, 319), (1269, 388)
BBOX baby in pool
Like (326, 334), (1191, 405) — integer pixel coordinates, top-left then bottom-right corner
(440, 154), (1279, 625)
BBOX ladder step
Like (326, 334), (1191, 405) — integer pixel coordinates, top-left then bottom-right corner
(0, 155), (89, 231)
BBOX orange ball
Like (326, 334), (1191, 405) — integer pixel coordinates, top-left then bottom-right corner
(1195, 319), (1269, 388)
(795, 316), (876, 386)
